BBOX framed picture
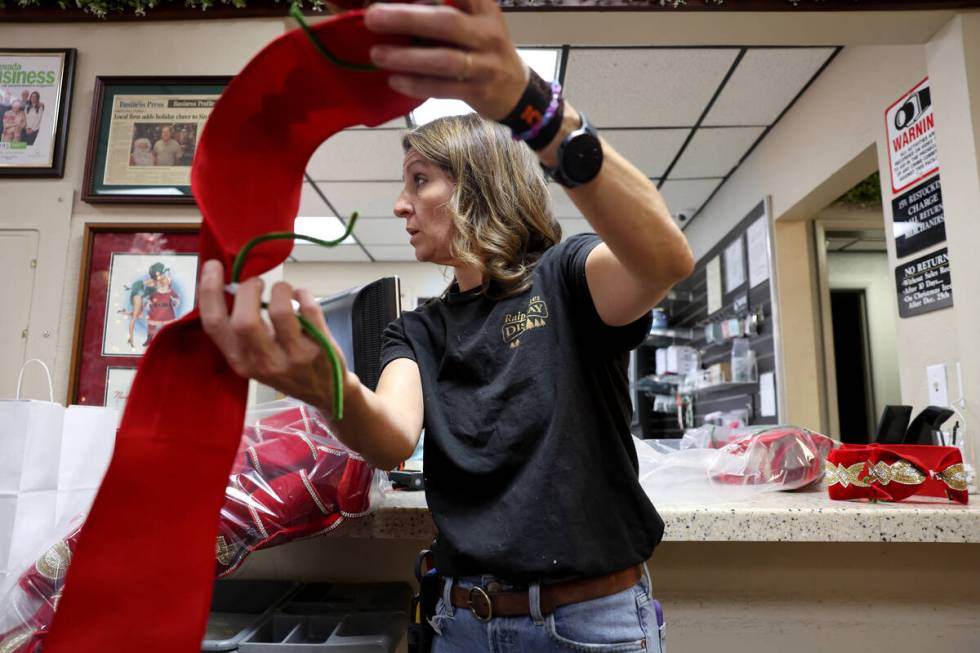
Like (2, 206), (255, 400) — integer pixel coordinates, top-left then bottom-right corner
(68, 223), (200, 406)
(0, 48), (76, 177)
(81, 76), (229, 203)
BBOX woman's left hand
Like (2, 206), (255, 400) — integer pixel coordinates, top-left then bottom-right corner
(364, 0), (528, 120)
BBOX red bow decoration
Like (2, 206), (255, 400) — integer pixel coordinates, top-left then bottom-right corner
(41, 11), (421, 653)
(825, 444), (968, 504)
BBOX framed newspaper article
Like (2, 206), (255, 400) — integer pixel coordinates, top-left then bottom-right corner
(81, 76), (229, 203)
(68, 222), (200, 406)
(0, 48), (76, 177)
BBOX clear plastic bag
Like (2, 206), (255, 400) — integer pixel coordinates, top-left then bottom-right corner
(0, 399), (385, 652)
(635, 425), (835, 508)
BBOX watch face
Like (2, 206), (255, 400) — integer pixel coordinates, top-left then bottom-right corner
(564, 132), (603, 183)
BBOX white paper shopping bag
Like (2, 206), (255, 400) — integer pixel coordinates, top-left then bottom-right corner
(56, 405), (119, 528)
(0, 360), (63, 585)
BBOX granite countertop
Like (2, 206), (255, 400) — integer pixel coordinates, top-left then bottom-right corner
(332, 486), (980, 544)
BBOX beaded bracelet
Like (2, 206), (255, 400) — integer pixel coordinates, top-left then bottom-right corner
(511, 79), (563, 149)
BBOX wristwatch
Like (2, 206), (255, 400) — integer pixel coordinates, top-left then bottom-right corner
(541, 112), (603, 189)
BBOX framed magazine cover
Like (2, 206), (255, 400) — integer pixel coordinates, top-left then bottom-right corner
(0, 48), (76, 177)
(68, 223), (200, 406)
(81, 76), (229, 203)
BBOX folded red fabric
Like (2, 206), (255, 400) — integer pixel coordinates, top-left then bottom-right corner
(41, 11), (420, 653)
(825, 443), (968, 504)
(711, 427), (834, 489)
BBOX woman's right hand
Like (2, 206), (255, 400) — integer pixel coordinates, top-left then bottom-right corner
(198, 259), (354, 416)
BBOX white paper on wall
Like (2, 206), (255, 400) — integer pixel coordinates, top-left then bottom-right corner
(747, 216), (770, 288)
(724, 237), (746, 293)
(760, 371), (777, 417)
(707, 257), (722, 315)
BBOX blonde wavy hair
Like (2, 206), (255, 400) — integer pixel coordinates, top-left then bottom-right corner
(402, 113), (562, 298)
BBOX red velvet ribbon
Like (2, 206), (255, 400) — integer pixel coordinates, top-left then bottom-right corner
(42, 12), (420, 652)
(826, 444), (968, 504)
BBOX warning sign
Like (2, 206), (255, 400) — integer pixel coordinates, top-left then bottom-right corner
(892, 174), (946, 258)
(894, 247), (953, 318)
(885, 77), (938, 194)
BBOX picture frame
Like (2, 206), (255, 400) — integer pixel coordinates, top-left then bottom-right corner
(68, 223), (201, 407)
(0, 48), (76, 177)
(81, 75), (229, 203)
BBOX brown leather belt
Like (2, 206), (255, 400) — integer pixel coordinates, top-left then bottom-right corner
(450, 564), (643, 621)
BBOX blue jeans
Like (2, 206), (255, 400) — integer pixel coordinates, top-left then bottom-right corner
(429, 566), (666, 653)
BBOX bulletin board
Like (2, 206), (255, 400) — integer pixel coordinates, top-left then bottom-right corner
(635, 199), (784, 437)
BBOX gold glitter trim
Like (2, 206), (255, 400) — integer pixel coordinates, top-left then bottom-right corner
(935, 463), (968, 492)
(0, 628), (33, 653)
(215, 536), (239, 566)
(35, 540), (72, 582)
(866, 460), (926, 486)
(825, 461), (869, 488)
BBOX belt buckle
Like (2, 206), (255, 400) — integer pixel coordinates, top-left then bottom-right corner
(467, 586), (493, 622)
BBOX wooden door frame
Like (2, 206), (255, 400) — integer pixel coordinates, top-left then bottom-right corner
(812, 216), (886, 439)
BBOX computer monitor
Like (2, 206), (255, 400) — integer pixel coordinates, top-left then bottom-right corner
(317, 277), (401, 391)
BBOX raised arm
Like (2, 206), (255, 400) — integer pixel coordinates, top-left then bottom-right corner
(364, 0), (694, 328)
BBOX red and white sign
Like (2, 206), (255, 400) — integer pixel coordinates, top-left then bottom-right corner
(886, 77), (938, 194)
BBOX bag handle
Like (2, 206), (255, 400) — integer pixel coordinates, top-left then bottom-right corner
(16, 358), (55, 402)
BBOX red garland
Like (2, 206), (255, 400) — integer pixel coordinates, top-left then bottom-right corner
(42, 11), (421, 653)
(825, 444), (968, 504)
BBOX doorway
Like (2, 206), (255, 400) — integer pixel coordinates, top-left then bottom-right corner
(812, 171), (903, 440)
(830, 289), (874, 442)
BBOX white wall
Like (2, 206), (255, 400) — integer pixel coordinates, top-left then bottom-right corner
(0, 19), (287, 401)
(827, 251), (902, 421)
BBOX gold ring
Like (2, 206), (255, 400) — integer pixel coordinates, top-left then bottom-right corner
(457, 51), (473, 82)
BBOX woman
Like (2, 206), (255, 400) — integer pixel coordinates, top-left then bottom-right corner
(200, 0), (692, 650)
(145, 264), (179, 345)
(118, 279), (148, 348)
(1, 99), (26, 143)
(24, 91), (43, 146)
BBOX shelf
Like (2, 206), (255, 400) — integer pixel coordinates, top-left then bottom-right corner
(688, 381), (758, 397)
(644, 328), (694, 347)
(665, 290), (694, 303)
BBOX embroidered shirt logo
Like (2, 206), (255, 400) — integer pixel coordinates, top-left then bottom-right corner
(502, 295), (549, 348)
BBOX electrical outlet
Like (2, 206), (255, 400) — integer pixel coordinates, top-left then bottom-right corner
(927, 363), (949, 407)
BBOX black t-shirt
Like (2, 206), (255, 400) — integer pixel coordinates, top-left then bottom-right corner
(381, 233), (664, 582)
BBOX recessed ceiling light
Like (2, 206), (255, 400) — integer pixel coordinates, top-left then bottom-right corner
(409, 48), (562, 127)
(293, 216), (357, 245)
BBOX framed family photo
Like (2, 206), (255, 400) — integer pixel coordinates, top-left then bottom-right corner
(81, 76), (229, 203)
(68, 223), (200, 407)
(0, 48), (76, 177)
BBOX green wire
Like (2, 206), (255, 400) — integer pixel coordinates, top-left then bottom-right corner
(231, 212), (360, 420)
(289, 3), (379, 72)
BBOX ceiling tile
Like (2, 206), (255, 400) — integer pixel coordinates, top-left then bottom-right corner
(842, 240), (888, 252)
(347, 116), (410, 130)
(559, 219), (592, 237)
(300, 181), (403, 218)
(703, 48), (836, 126)
(549, 184), (583, 220)
(564, 48), (740, 128)
(669, 127), (765, 178)
(353, 218), (410, 246)
(289, 245), (369, 263)
(659, 179), (724, 216)
(602, 129), (689, 178)
(298, 182), (331, 216)
(307, 130), (404, 181)
(825, 237), (856, 252)
(367, 245), (420, 262)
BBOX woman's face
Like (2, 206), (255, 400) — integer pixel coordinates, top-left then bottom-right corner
(395, 149), (457, 265)
(29, 92), (39, 106)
